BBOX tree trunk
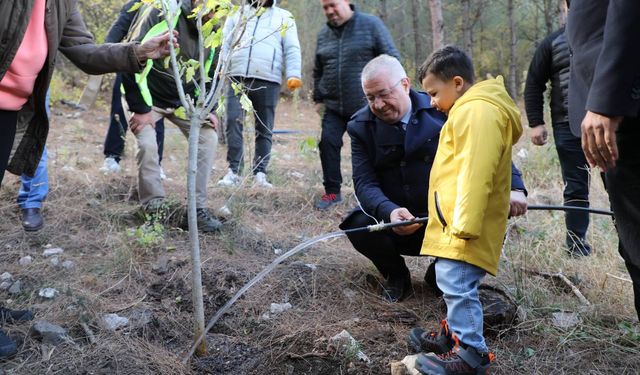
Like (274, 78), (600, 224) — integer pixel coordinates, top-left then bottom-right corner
(429, 0), (444, 51)
(411, 0), (422, 73)
(462, 0), (472, 59)
(187, 110), (207, 357)
(507, 0), (518, 99)
(379, 0), (388, 23)
(543, 0), (554, 35)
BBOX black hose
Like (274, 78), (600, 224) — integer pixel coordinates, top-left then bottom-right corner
(340, 204), (613, 235)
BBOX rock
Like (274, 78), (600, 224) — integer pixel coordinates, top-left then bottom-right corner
(8, 281), (22, 295)
(152, 255), (170, 275)
(62, 260), (76, 270)
(390, 354), (421, 375)
(342, 288), (357, 301)
(551, 311), (581, 330)
(305, 263), (317, 271)
(49, 256), (60, 267)
(31, 321), (70, 345)
(43, 248), (64, 257)
(100, 313), (129, 331)
(270, 302), (292, 314)
(0, 272), (12, 281)
(216, 205), (232, 217)
(0, 281), (12, 290)
(274, 248), (283, 255)
(517, 148), (528, 159)
(128, 309), (153, 329)
(19, 256), (33, 266)
(38, 288), (59, 299)
(328, 330), (371, 364)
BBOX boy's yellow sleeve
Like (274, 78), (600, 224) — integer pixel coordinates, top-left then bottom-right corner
(450, 104), (505, 239)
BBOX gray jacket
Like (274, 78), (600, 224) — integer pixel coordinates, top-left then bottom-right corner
(221, 1), (301, 84)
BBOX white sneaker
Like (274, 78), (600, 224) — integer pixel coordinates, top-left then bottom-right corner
(160, 167), (167, 180)
(254, 172), (273, 188)
(217, 169), (240, 187)
(100, 157), (121, 174)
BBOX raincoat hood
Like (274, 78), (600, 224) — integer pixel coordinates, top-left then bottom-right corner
(450, 76), (523, 144)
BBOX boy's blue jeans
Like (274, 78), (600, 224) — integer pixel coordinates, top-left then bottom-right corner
(435, 258), (488, 353)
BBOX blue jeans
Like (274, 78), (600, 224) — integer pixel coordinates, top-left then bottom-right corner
(18, 91), (50, 208)
(435, 258), (488, 353)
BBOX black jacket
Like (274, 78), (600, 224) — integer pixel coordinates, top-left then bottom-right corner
(122, 2), (218, 113)
(345, 90), (526, 223)
(105, 0), (137, 43)
(313, 5), (400, 118)
(567, 0), (640, 136)
(524, 27), (570, 127)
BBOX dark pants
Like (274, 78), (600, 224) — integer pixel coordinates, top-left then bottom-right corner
(0, 110), (18, 186)
(103, 73), (165, 163)
(553, 122), (591, 246)
(341, 210), (425, 278)
(225, 77), (280, 174)
(319, 109), (351, 195)
(605, 118), (640, 320)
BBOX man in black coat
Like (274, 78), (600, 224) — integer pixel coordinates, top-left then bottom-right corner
(567, 0), (640, 320)
(313, 0), (400, 210)
(340, 55), (528, 302)
(524, 21), (592, 257)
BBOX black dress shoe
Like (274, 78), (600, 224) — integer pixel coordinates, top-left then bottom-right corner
(382, 273), (413, 302)
(22, 208), (44, 231)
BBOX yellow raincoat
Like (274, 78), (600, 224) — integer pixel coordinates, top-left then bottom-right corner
(420, 76), (522, 275)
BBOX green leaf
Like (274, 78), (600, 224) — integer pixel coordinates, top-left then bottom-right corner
(185, 66), (195, 83)
(239, 93), (253, 112)
(127, 1), (142, 13)
(204, 28), (223, 49)
(231, 82), (243, 95)
(216, 95), (226, 117)
(174, 106), (187, 120)
(280, 23), (288, 38)
(163, 56), (171, 70)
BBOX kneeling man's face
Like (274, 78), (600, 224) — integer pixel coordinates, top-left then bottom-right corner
(363, 76), (411, 124)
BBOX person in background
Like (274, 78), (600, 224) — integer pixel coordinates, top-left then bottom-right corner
(313, 0), (400, 209)
(100, 0), (166, 177)
(216, 0), (302, 189)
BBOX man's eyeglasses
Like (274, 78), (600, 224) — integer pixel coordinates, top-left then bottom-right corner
(365, 78), (405, 103)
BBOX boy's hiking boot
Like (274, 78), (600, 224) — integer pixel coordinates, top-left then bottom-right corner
(416, 334), (494, 375)
(409, 320), (454, 354)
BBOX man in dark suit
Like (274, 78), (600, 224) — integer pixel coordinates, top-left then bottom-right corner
(567, 0), (640, 319)
(340, 55), (528, 302)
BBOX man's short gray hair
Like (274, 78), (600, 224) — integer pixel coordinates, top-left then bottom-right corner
(361, 54), (407, 84)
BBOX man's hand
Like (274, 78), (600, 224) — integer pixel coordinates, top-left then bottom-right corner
(135, 30), (179, 62)
(314, 103), (324, 116)
(129, 112), (155, 134)
(581, 110), (622, 171)
(390, 207), (422, 235)
(509, 190), (528, 217)
(206, 113), (219, 130)
(530, 125), (548, 146)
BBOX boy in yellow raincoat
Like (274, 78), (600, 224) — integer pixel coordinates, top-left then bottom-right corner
(412, 46), (523, 375)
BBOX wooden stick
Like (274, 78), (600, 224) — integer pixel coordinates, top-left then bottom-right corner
(521, 267), (590, 305)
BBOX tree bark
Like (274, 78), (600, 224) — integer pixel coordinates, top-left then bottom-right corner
(411, 0), (422, 73)
(462, 0), (472, 59)
(507, 0), (518, 99)
(429, 0), (444, 51)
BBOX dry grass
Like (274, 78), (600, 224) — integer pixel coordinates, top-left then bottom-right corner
(0, 98), (638, 374)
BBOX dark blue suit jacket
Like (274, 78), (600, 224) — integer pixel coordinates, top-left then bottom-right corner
(345, 89), (526, 223)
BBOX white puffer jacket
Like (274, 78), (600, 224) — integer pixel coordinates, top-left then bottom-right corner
(222, 1), (301, 84)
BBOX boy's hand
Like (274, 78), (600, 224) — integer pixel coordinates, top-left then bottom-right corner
(390, 207), (422, 235)
(509, 190), (528, 217)
(530, 125), (548, 145)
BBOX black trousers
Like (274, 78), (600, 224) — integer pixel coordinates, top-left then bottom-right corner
(0, 110), (18, 186)
(103, 73), (165, 163)
(605, 118), (640, 320)
(341, 210), (425, 278)
(225, 77), (280, 174)
(553, 122), (592, 246)
(319, 109), (351, 195)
